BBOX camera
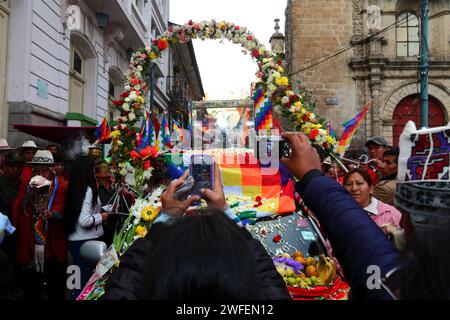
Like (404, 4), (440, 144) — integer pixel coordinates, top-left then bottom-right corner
(255, 135), (292, 161)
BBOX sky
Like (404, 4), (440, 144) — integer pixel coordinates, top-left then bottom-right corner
(169, 0), (287, 100)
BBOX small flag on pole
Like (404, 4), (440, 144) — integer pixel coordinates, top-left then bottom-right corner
(95, 118), (111, 144)
(337, 104), (370, 157)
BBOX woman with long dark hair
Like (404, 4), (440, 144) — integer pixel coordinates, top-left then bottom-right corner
(63, 156), (108, 299)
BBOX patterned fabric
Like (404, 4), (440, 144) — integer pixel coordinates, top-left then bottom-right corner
(398, 121), (450, 182)
(137, 111), (155, 150)
(253, 88), (273, 131)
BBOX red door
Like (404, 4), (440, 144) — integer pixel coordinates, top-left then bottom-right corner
(392, 95), (447, 146)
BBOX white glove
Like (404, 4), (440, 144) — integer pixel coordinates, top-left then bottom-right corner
(34, 244), (45, 274)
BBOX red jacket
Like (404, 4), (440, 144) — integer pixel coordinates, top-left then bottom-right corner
(13, 176), (69, 265)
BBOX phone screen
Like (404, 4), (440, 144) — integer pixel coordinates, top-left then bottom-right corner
(190, 156), (213, 196)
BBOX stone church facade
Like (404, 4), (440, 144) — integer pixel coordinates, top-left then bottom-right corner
(285, 0), (450, 148)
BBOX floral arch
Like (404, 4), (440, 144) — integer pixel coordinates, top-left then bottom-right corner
(109, 20), (337, 192)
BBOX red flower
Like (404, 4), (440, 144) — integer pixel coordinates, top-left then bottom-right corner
(140, 146), (158, 158)
(309, 129), (319, 140)
(273, 235), (282, 243)
(193, 24), (200, 31)
(278, 60), (283, 65)
(113, 100), (123, 107)
(130, 150), (141, 160)
(188, 20), (193, 26)
(143, 160), (151, 170)
(121, 92), (129, 98)
(255, 196), (262, 202)
(131, 78), (139, 85)
(247, 35), (253, 41)
(234, 26), (240, 31)
(157, 39), (168, 50)
(251, 49), (260, 58)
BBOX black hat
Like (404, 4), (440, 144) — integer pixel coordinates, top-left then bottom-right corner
(4, 150), (25, 165)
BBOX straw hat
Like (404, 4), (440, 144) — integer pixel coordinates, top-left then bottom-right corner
(20, 140), (41, 150)
(0, 139), (12, 152)
(28, 150), (54, 165)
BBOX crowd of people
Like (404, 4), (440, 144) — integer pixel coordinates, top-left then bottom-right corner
(0, 139), (130, 299)
(0, 131), (449, 300)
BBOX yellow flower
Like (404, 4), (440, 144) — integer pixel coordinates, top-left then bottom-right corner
(149, 207), (160, 221)
(136, 96), (145, 104)
(136, 225), (147, 238)
(294, 101), (302, 107)
(110, 130), (121, 139)
(275, 76), (289, 86)
(327, 135), (336, 144)
(278, 66), (284, 73)
(150, 52), (157, 60)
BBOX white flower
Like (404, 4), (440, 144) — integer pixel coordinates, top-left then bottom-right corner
(124, 85), (131, 91)
(122, 103), (130, 111)
(137, 65), (143, 72)
(128, 112), (136, 121)
(124, 97), (131, 103)
(282, 96), (290, 105)
(143, 167), (154, 179)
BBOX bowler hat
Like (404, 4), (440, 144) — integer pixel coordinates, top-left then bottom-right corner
(365, 136), (388, 148)
(4, 150), (25, 164)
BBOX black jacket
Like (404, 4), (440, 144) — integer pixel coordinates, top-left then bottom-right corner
(101, 224), (291, 300)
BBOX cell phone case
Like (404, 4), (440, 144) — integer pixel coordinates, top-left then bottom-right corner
(173, 176), (195, 201)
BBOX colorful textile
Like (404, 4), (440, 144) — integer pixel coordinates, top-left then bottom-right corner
(205, 150), (295, 217)
(254, 88), (273, 131)
(336, 104), (370, 156)
(95, 118), (111, 144)
(161, 116), (172, 148)
(137, 111), (156, 151)
(398, 121), (450, 182)
(236, 108), (250, 146)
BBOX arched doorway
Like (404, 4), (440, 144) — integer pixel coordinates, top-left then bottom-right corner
(393, 95), (447, 146)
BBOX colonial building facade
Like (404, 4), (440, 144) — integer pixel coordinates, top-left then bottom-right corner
(285, 0), (450, 147)
(1, 0), (172, 147)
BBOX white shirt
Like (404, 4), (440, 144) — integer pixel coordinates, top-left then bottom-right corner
(68, 187), (104, 241)
(364, 197), (380, 216)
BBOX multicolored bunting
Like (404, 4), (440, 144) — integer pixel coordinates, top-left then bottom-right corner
(254, 88), (273, 131)
(95, 118), (111, 144)
(336, 104), (370, 157)
(137, 111), (155, 151)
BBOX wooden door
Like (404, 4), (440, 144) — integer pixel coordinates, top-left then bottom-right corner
(393, 95), (446, 146)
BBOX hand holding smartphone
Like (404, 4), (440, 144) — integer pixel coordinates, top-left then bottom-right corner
(189, 154), (214, 197)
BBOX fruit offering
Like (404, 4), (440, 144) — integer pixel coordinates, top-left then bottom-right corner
(273, 252), (337, 288)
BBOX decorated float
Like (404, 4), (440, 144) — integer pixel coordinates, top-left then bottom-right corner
(77, 20), (349, 300)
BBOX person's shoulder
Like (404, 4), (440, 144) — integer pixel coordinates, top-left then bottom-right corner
(377, 200), (401, 215)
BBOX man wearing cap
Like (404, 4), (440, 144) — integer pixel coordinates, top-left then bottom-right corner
(14, 150), (68, 299)
(0, 139), (13, 176)
(363, 136), (391, 184)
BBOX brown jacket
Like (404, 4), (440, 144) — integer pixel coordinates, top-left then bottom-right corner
(373, 178), (397, 207)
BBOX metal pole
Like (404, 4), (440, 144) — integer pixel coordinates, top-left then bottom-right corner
(149, 63), (155, 118)
(420, 0), (429, 128)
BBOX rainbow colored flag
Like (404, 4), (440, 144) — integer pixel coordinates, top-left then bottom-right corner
(172, 120), (186, 144)
(236, 108), (250, 146)
(176, 150), (296, 218)
(254, 88), (273, 131)
(327, 122), (337, 141)
(337, 104), (370, 156)
(95, 118), (111, 144)
(161, 116), (172, 148)
(136, 111), (155, 150)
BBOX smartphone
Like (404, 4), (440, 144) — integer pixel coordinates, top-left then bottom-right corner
(189, 154), (214, 197)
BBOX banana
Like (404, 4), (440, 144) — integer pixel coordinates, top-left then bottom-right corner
(317, 255), (337, 286)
